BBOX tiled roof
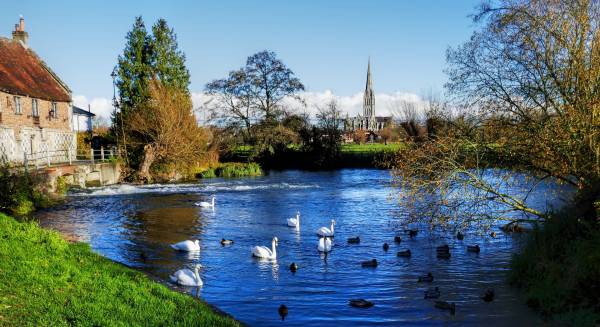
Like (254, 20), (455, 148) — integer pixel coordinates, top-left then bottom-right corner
(0, 37), (71, 102)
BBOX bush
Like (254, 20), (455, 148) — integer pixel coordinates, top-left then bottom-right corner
(197, 162), (262, 179)
(509, 209), (600, 326)
(0, 159), (53, 215)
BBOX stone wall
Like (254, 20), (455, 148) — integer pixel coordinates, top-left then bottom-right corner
(0, 90), (75, 164)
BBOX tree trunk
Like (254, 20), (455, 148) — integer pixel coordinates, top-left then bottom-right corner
(138, 143), (156, 183)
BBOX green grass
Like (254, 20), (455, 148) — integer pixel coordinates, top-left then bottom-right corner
(198, 162), (262, 179)
(0, 213), (241, 326)
(340, 143), (404, 153)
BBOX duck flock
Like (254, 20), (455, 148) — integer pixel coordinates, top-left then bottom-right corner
(167, 195), (496, 321)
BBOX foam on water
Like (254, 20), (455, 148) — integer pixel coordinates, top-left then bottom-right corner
(71, 181), (319, 197)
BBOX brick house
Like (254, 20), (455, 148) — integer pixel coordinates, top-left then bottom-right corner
(0, 17), (75, 164)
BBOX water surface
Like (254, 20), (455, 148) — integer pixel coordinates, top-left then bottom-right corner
(35, 169), (561, 326)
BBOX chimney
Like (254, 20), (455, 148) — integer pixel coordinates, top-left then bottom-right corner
(12, 15), (29, 45)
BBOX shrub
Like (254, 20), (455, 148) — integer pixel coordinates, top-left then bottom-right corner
(197, 162), (262, 179)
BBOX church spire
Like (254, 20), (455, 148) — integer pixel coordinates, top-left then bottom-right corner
(363, 58), (375, 117)
(366, 57), (373, 92)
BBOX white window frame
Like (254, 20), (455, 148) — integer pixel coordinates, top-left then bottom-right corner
(14, 96), (21, 114)
(50, 102), (58, 119)
(32, 99), (39, 117)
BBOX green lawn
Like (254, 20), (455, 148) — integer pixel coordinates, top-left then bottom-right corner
(340, 143), (404, 153)
(0, 214), (240, 326)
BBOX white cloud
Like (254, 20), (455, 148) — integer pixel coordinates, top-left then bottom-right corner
(74, 90), (426, 123)
(73, 95), (114, 120)
(191, 90), (426, 121)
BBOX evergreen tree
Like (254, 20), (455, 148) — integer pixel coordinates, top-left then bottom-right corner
(114, 16), (152, 119)
(150, 19), (190, 93)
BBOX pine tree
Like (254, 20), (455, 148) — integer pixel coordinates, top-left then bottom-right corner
(114, 16), (152, 119)
(150, 19), (190, 94)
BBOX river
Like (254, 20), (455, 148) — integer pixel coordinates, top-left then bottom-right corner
(34, 169), (567, 326)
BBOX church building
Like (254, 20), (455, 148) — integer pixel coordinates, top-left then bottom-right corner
(344, 60), (392, 133)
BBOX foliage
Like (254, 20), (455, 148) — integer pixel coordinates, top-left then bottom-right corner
(446, 0), (600, 193)
(352, 129), (367, 144)
(0, 160), (51, 215)
(392, 0), (600, 231)
(509, 209), (600, 326)
(198, 162), (262, 178)
(205, 50), (305, 140)
(150, 18), (191, 92)
(0, 213), (240, 326)
(126, 80), (212, 182)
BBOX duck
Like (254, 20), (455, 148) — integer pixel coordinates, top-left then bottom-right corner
(407, 229), (418, 238)
(481, 288), (495, 302)
(467, 244), (480, 253)
(418, 272), (434, 282)
(347, 236), (360, 244)
(317, 219), (335, 237)
(278, 304), (288, 321)
(490, 231), (497, 238)
(394, 236), (402, 243)
(170, 239), (200, 252)
(290, 262), (298, 273)
(436, 244), (450, 252)
(383, 243), (390, 251)
(349, 299), (374, 308)
(251, 237), (278, 260)
(318, 236), (333, 253)
(195, 196), (215, 208)
(437, 252), (451, 259)
(434, 301), (456, 315)
(287, 211), (300, 230)
(397, 249), (412, 257)
(424, 287), (440, 299)
(220, 238), (234, 246)
(456, 231), (464, 240)
(361, 259), (378, 267)
(170, 264), (203, 286)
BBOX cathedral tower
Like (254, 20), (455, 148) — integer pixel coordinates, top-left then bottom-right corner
(363, 59), (375, 117)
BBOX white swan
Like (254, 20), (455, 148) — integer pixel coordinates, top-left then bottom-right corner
(318, 236), (333, 252)
(170, 239), (200, 251)
(317, 219), (336, 237)
(287, 211), (300, 230)
(195, 196), (215, 208)
(170, 264), (203, 286)
(252, 237), (278, 260)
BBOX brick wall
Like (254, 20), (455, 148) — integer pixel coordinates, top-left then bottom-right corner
(0, 90), (71, 133)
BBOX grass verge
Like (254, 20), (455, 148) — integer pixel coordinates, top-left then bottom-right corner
(0, 213), (240, 326)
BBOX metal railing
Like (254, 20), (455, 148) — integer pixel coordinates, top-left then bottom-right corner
(20, 147), (118, 169)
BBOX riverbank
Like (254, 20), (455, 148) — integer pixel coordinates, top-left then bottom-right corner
(509, 206), (600, 326)
(0, 213), (240, 326)
(222, 143), (403, 169)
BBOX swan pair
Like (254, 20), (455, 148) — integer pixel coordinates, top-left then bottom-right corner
(170, 264), (203, 286)
(252, 237), (278, 260)
(287, 211), (300, 230)
(195, 196), (215, 208)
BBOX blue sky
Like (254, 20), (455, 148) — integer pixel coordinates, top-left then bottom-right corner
(1, 1), (479, 118)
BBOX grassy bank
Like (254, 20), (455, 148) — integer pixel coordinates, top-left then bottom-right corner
(340, 142), (404, 153)
(0, 213), (240, 326)
(509, 209), (600, 326)
(198, 162), (262, 178)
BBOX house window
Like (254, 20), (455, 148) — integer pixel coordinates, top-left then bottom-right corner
(32, 99), (39, 117)
(50, 102), (58, 118)
(14, 96), (21, 114)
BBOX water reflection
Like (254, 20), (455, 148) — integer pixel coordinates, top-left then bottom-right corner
(34, 169), (571, 326)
